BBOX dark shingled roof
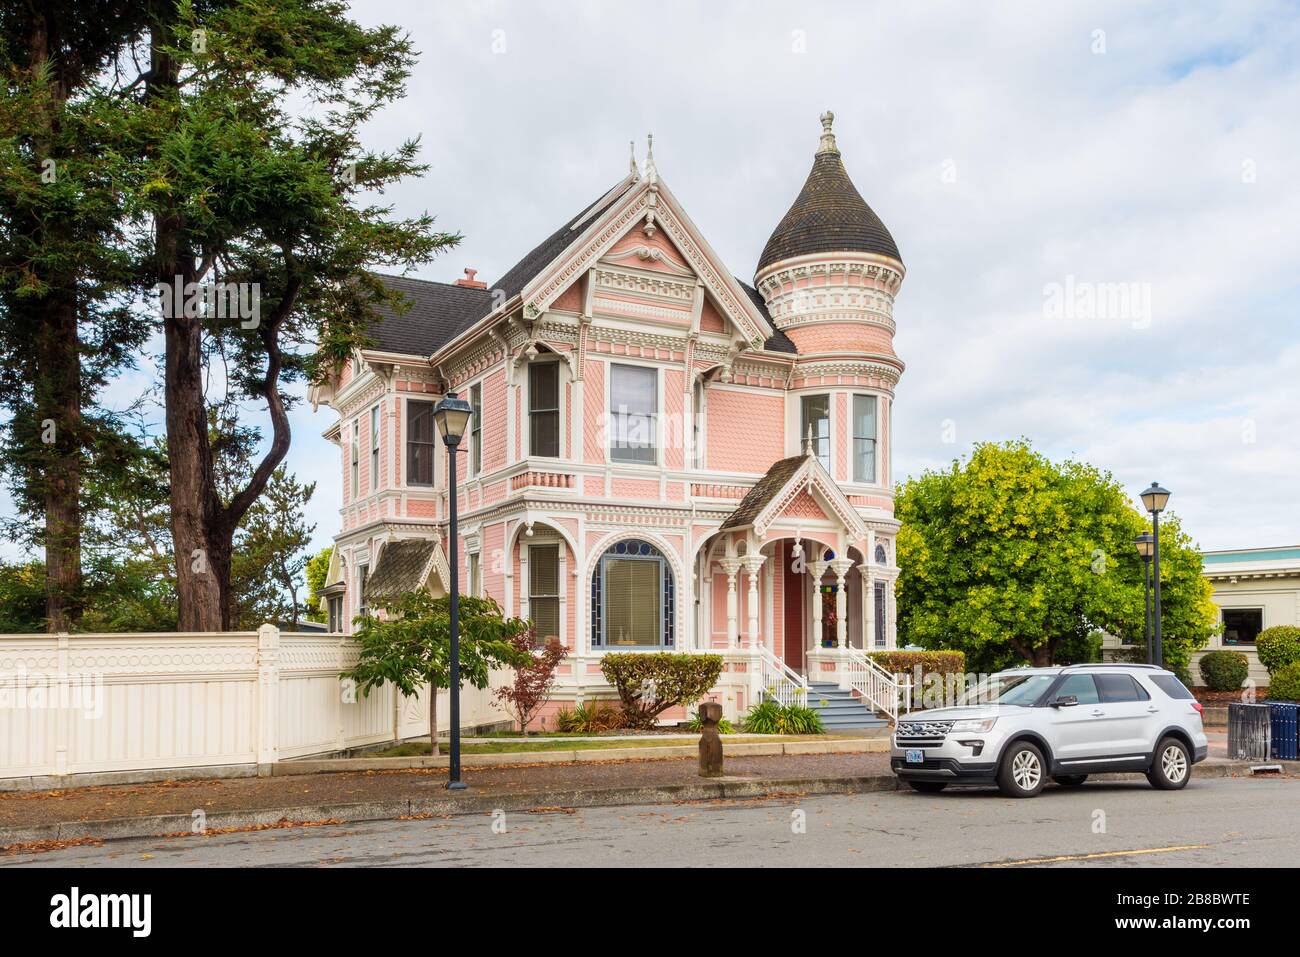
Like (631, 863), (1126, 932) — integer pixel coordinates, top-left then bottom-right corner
(736, 278), (797, 354)
(366, 275), (494, 357)
(720, 455), (808, 530)
(364, 538), (438, 602)
(492, 177), (638, 302)
(757, 146), (901, 273)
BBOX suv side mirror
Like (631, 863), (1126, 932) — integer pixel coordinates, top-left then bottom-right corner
(1050, 694), (1079, 709)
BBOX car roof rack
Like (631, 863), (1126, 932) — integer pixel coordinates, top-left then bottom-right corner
(1060, 662), (1162, 671)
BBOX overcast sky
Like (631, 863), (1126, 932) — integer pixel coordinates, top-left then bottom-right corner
(5, 0), (1299, 566)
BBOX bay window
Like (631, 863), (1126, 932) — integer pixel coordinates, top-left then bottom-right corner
(852, 394), (877, 483)
(529, 362), (560, 458)
(406, 399), (436, 486)
(800, 394), (830, 468)
(610, 364), (657, 464)
(591, 539), (674, 647)
(528, 544), (560, 642)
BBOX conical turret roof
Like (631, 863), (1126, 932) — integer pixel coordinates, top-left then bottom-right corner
(757, 112), (901, 273)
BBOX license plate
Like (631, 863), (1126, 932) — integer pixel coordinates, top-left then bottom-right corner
(906, 749), (924, 764)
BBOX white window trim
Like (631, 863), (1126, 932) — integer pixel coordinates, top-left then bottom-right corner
(605, 358), (662, 468)
(468, 380), (484, 477)
(349, 419), (361, 500)
(522, 538), (565, 646)
(850, 392), (880, 486)
(369, 403), (382, 493)
(794, 390), (834, 472)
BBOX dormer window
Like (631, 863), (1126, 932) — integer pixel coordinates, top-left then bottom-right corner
(528, 361), (560, 458)
(800, 394), (830, 468)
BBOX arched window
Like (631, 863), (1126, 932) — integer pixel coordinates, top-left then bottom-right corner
(591, 539), (675, 648)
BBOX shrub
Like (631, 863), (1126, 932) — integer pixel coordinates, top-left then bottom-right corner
(600, 653), (723, 729)
(1267, 661), (1300, 702)
(740, 699), (825, 735)
(494, 633), (567, 732)
(685, 711), (735, 734)
(553, 700), (625, 733)
(866, 650), (966, 676)
(1256, 626), (1300, 675)
(1198, 650), (1249, 692)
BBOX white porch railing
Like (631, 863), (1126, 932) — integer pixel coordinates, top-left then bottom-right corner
(755, 645), (809, 708)
(843, 647), (912, 722)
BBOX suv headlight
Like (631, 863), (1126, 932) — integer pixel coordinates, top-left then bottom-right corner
(949, 718), (997, 733)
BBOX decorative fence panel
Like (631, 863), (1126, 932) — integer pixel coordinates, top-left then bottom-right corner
(0, 626), (507, 782)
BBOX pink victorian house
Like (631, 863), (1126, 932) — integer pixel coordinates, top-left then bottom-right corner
(313, 114), (907, 728)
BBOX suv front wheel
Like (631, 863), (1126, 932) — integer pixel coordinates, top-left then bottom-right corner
(1147, 736), (1192, 790)
(997, 740), (1046, 798)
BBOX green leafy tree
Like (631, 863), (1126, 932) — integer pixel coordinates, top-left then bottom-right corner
(345, 592), (531, 754)
(896, 441), (1217, 674)
(231, 467), (316, 627)
(304, 546), (333, 623)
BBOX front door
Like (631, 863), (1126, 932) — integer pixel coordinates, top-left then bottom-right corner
(782, 553), (804, 673)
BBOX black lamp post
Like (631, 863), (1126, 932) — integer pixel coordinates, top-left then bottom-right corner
(1139, 482), (1172, 667)
(433, 391), (473, 790)
(1134, 533), (1154, 664)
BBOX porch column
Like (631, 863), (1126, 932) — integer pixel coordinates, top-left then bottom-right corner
(863, 569), (875, 650)
(886, 577), (898, 649)
(807, 560), (828, 652)
(742, 555), (766, 650)
(719, 558), (742, 649)
(830, 558), (855, 650)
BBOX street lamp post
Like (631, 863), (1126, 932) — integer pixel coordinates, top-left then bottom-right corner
(1139, 483), (1171, 668)
(1135, 533), (1154, 664)
(433, 392), (473, 791)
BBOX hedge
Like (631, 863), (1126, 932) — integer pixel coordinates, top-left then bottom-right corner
(1256, 626), (1300, 675)
(866, 650), (966, 676)
(1268, 661), (1300, 702)
(1198, 650), (1249, 691)
(599, 653), (723, 729)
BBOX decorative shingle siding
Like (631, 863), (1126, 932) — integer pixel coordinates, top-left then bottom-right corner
(706, 389), (784, 473)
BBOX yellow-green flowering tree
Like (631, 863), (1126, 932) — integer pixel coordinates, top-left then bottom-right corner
(896, 441), (1216, 676)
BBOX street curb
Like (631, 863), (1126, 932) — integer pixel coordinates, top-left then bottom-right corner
(0, 773), (902, 846)
(0, 758), (1262, 848)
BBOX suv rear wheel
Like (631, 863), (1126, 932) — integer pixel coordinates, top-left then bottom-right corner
(1147, 736), (1191, 790)
(997, 741), (1046, 798)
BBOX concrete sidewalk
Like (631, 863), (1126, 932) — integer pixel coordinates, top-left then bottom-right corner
(0, 748), (1269, 851)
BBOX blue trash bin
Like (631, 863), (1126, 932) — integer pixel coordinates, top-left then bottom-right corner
(1268, 702), (1299, 761)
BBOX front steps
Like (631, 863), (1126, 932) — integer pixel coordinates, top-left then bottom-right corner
(805, 682), (890, 730)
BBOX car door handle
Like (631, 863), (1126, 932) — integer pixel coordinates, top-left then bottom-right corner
(1090, 710), (1105, 717)
(1146, 706), (1160, 713)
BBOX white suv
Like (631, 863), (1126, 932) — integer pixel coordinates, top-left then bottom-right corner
(890, 664), (1208, 798)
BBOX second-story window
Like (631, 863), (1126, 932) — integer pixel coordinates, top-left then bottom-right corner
(406, 399), (436, 486)
(350, 422), (360, 498)
(469, 382), (482, 476)
(800, 394), (830, 468)
(528, 362), (560, 458)
(692, 378), (705, 469)
(610, 363), (656, 464)
(369, 404), (381, 491)
(852, 394), (877, 483)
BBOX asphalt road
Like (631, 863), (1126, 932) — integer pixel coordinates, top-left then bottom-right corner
(5, 776), (1296, 867)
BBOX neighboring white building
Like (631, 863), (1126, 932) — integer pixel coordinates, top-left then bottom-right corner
(1197, 546), (1300, 687)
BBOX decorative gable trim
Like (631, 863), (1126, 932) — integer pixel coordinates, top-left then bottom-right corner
(753, 457), (867, 540)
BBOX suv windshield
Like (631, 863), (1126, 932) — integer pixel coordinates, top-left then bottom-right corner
(956, 673), (1055, 707)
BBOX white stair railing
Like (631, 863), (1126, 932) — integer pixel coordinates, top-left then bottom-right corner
(755, 645), (809, 708)
(843, 647), (912, 722)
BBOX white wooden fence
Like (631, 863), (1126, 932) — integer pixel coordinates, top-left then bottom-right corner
(0, 625), (506, 782)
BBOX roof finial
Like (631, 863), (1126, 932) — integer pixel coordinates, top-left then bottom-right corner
(803, 424), (816, 457)
(817, 110), (838, 155)
(644, 132), (657, 183)
(629, 139), (638, 176)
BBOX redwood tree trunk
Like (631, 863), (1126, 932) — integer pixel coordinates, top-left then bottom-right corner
(39, 293), (82, 631)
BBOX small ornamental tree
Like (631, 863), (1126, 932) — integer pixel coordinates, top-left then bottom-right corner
(1256, 626), (1300, 676)
(495, 633), (567, 733)
(600, 653), (723, 730)
(344, 591), (531, 754)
